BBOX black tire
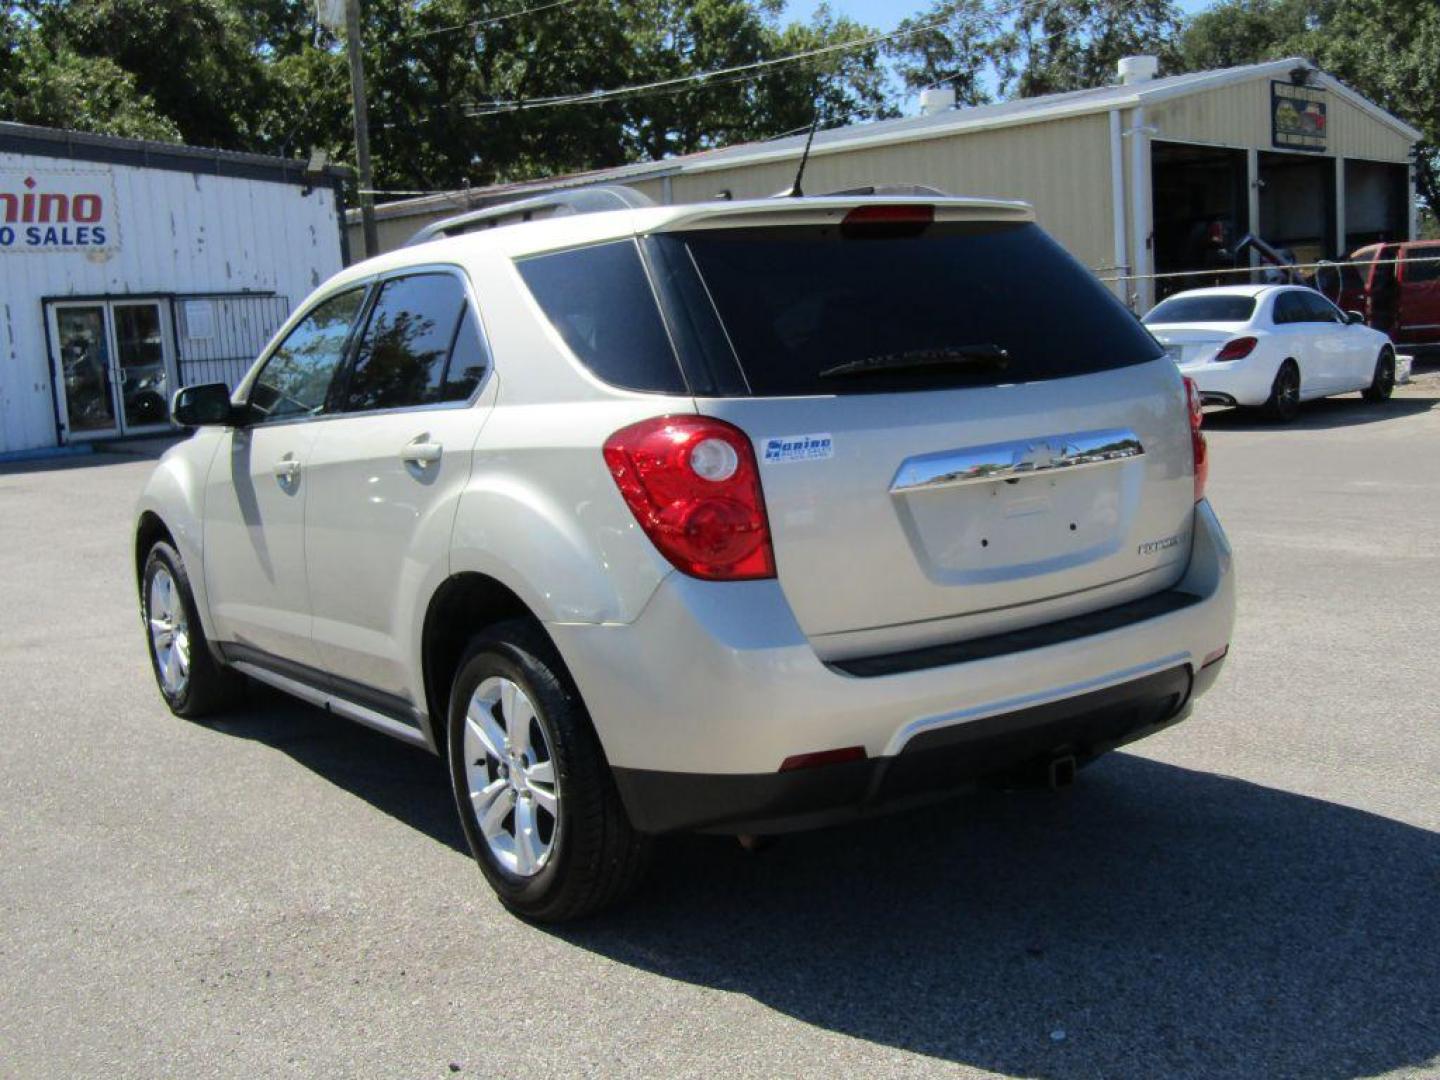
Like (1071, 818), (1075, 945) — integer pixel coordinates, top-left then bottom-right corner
(141, 541), (245, 718)
(1262, 359), (1301, 422)
(1362, 348), (1396, 403)
(446, 619), (650, 922)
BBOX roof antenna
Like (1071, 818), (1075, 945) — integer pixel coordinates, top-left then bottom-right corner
(787, 110), (822, 198)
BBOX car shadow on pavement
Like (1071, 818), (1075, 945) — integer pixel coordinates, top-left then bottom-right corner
(199, 689), (1440, 1079)
(202, 683), (468, 855)
(559, 754), (1440, 1080)
(1202, 392), (1436, 432)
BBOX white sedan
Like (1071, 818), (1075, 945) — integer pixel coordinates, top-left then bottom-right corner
(1143, 285), (1397, 422)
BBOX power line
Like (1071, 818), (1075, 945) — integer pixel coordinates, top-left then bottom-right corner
(407, 0), (588, 41)
(462, 9), (994, 117)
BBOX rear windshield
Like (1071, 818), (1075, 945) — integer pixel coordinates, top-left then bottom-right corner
(659, 220), (1159, 395)
(1144, 295), (1257, 324)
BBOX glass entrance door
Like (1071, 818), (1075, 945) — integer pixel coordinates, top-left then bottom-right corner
(47, 299), (177, 441)
(112, 302), (174, 432)
(52, 305), (119, 439)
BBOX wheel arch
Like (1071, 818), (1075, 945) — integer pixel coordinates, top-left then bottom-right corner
(134, 511), (175, 597)
(421, 572), (566, 752)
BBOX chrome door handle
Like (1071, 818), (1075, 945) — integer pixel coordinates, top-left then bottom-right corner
(401, 438), (442, 465)
(890, 429), (1145, 494)
(272, 455), (301, 481)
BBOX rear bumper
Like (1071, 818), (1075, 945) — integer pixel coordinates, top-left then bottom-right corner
(1178, 358), (1272, 407)
(614, 661), (1224, 833)
(548, 500), (1235, 834)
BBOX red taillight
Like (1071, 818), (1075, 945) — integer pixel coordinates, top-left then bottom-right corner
(1214, 336), (1257, 361)
(1183, 376), (1208, 503)
(603, 415), (775, 581)
(840, 203), (934, 237)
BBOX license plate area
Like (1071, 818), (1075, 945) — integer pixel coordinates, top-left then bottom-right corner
(893, 466), (1142, 584)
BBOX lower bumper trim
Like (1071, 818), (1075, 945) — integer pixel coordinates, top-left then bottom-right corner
(613, 664), (1195, 834)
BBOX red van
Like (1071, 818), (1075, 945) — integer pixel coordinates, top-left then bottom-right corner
(1318, 240), (1440, 350)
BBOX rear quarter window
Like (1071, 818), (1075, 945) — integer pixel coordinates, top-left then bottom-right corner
(515, 240), (685, 394)
(660, 221), (1162, 396)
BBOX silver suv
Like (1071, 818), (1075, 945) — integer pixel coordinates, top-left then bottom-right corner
(135, 188), (1235, 921)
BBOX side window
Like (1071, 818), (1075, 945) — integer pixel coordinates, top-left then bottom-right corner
(249, 288), (365, 422)
(1272, 292), (1304, 325)
(442, 309), (489, 402)
(1403, 249), (1440, 284)
(342, 272), (487, 411)
(516, 240), (686, 394)
(1301, 292), (1342, 323)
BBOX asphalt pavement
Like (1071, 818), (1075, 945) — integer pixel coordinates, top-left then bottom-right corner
(2, 378), (1437, 1079)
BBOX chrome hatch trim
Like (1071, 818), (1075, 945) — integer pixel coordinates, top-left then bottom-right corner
(890, 428), (1145, 494)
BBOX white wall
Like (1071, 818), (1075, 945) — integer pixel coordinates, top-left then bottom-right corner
(0, 154), (343, 453)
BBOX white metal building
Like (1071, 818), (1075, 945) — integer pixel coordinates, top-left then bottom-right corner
(354, 57), (1419, 313)
(0, 122), (349, 455)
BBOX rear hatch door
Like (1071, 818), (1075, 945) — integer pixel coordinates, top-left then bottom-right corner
(653, 210), (1197, 659)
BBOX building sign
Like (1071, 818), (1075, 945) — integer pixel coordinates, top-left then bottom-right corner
(1271, 82), (1327, 152)
(0, 168), (120, 252)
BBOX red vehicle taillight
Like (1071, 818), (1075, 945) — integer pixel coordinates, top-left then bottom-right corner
(1183, 376), (1208, 503)
(603, 415), (775, 581)
(1214, 336), (1257, 361)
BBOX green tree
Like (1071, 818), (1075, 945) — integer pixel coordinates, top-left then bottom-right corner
(16, 0), (273, 149)
(888, 0), (1181, 99)
(0, 16), (181, 140)
(1177, 0), (1318, 70)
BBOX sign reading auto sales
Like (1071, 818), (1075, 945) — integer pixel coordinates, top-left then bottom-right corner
(0, 168), (119, 252)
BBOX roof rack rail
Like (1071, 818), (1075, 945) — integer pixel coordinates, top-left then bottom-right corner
(405, 184), (655, 246)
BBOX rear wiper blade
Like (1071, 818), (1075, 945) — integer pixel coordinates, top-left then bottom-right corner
(817, 344), (1009, 379)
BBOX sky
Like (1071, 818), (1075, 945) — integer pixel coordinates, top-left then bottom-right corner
(781, 0), (1213, 31)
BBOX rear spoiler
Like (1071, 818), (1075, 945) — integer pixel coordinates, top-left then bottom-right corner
(652, 196), (1035, 233)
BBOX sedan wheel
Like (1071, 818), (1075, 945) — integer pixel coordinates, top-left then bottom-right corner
(1362, 350), (1395, 403)
(1264, 360), (1301, 423)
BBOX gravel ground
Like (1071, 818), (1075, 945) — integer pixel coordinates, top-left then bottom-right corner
(1, 379), (1437, 1079)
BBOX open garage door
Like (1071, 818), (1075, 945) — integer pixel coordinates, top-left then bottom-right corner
(1258, 150), (1336, 265)
(1151, 142), (1249, 301)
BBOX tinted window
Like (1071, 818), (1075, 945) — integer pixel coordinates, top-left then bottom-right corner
(249, 288), (364, 421)
(443, 311), (489, 401)
(1272, 292), (1307, 325)
(516, 240), (685, 394)
(1299, 291), (1342, 323)
(1404, 248), (1440, 284)
(663, 221), (1161, 396)
(344, 273), (484, 410)
(1145, 295), (1256, 324)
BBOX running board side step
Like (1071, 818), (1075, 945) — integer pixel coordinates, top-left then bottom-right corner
(232, 662), (432, 750)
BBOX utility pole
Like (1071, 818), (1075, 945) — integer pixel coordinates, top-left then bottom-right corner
(344, 0), (378, 259)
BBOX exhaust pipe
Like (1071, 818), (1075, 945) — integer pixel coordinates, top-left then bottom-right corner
(1047, 755), (1077, 790)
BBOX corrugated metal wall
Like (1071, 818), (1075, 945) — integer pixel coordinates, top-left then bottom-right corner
(659, 113), (1118, 273)
(0, 155), (343, 452)
(1148, 79), (1413, 163)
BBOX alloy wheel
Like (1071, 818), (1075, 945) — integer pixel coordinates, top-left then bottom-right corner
(147, 566), (191, 697)
(1377, 355), (1395, 396)
(463, 676), (559, 877)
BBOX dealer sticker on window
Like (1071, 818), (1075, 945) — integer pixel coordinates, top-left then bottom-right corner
(762, 433), (833, 464)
